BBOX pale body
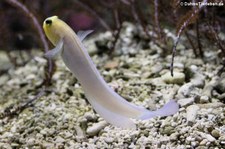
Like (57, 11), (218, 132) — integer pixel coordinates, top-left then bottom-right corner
(43, 16), (179, 128)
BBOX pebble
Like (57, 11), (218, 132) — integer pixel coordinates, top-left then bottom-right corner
(74, 125), (86, 142)
(202, 77), (219, 98)
(211, 129), (220, 138)
(86, 121), (108, 136)
(55, 136), (65, 143)
(0, 75), (9, 86)
(199, 95), (209, 103)
(191, 73), (205, 88)
(150, 64), (163, 74)
(162, 72), (185, 84)
(0, 143), (12, 149)
(27, 138), (36, 146)
(215, 77), (225, 93)
(104, 61), (119, 69)
(199, 139), (208, 146)
(160, 125), (175, 135)
(84, 112), (97, 122)
(170, 132), (179, 141)
(178, 97), (195, 107)
(198, 132), (216, 142)
(177, 83), (194, 98)
(186, 105), (199, 125)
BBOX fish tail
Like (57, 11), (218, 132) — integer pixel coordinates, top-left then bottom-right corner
(139, 100), (179, 120)
(86, 95), (137, 129)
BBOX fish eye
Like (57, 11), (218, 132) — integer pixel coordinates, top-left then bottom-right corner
(45, 19), (52, 25)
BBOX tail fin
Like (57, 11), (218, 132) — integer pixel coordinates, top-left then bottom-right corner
(139, 100), (179, 120)
(86, 95), (136, 129)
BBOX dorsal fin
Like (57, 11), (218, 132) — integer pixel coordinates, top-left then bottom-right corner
(77, 30), (94, 41)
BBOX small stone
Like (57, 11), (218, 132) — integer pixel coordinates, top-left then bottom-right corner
(75, 125), (86, 142)
(123, 72), (140, 78)
(198, 132), (216, 142)
(55, 136), (65, 143)
(150, 64), (163, 74)
(215, 77), (225, 93)
(202, 77), (219, 98)
(211, 129), (220, 138)
(191, 141), (198, 147)
(191, 73), (205, 88)
(104, 137), (114, 143)
(86, 121), (108, 136)
(63, 131), (73, 139)
(0, 75), (9, 86)
(170, 132), (179, 141)
(160, 125), (175, 135)
(186, 105), (199, 125)
(27, 138), (36, 146)
(0, 143), (12, 149)
(178, 97), (195, 107)
(84, 112), (97, 122)
(162, 72), (185, 84)
(200, 95), (209, 103)
(177, 83), (194, 98)
(199, 139), (207, 146)
(219, 135), (225, 144)
(104, 61), (119, 69)
(40, 129), (48, 135)
(10, 125), (17, 133)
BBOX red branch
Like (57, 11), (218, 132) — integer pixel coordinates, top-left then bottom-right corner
(6, 0), (54, 86)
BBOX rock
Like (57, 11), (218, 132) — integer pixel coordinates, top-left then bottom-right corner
(218, 93), (225, 101)
(199, 139), (207, 146)
(162, 72), (185, 84)
(219, 135), (225, 144)
(123, 72), (140, 78)
(202, 77), (219, 98)
(199, 95), (209, 103)
(211, 129), (220, 138)
(74, 125), (86, 142)
(186, 105), (199, 125)
(0, 51), (12, 71)
(84, 112), (97, 122)
(104, 137), (114, 143)
(0, 143), (12, 149)
(0, 75), (9, 86)
(178, 97), (195, 107)
(27, 138), (36, 146)
(55, 136), (65, 143)
(173, 63), (184, 69)
(63, 131), (73, 139)
(215, 77), (225, 93)
(160, 125), (175, 135)
(177, 83), (194, 98)
(198, 132), (216, 142)
(104, 61), (119, 69)
(188, 65), (205, 88)
(191, 73), (205, 88)
(86, 121), (108, 136)
(170, 132), (179, 141)
(150, 64), (163, 74)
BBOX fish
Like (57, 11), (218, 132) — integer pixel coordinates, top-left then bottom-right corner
(43, 16), (179, 129)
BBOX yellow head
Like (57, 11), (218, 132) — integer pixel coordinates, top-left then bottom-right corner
(43, 16), (62, 46)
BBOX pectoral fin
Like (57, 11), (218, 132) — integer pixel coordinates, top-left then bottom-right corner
(44, 39), (64, 59)
(77, 30), (93, 42)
